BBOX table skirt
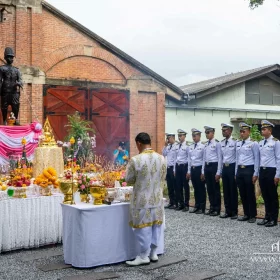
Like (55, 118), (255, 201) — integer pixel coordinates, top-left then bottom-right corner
(0, 195), (63, 252)
(62, 203), (164, 268)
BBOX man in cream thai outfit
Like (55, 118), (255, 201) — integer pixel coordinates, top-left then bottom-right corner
(125, 132), (166, 266)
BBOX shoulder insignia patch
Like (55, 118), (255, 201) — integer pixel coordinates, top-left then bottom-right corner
(273, 137), (279, 141)
(221, 138), (226, 142)
(215, 139), (219, 142)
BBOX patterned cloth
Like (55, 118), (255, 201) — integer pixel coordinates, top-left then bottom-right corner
(125, 149), (167, 228)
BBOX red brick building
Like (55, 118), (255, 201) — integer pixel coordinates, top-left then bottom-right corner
(0, 0), (183, 157)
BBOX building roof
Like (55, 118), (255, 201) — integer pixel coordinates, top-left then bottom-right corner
(42, 1), (184, 98)
(180, 64), (280, 98)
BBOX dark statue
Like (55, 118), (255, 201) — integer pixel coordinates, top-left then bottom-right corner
(0, 47), (23, 125)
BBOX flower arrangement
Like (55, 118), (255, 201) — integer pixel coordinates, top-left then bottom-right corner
(34, 167), (59, 188)
(77, 172), (90, 194)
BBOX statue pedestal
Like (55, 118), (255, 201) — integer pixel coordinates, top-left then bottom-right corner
(33, 147), (64, 178)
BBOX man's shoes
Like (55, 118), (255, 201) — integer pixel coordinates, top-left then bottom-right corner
(220, 213), (230, 218)
(175, 205), (185, 211)
(182, 207), (189, 212)
(238, 215), (249, 221)
(257, 219), (270, 226)
(170, 205), (177, 210)
(204, 210), (212, 215)
(126, 256), (150, 266)
(165, 204), (173, 209)
(248, 217), (256, 223)
(185, 206), (189, 211)
(231, 214), (238, 220)
(195, 209), (204, 214)
(210, 211), (219, 216)
(265, 221), (278, 227)
(149, 250), (158, 262)
(189, 207), (198, 213)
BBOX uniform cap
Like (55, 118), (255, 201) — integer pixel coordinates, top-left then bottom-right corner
(177, 129), (187, 135)
(204, 125), (215, 132)
(166, 132), (175, 137)
(191, 128), (202, 135)
(4, 47), (15, 57)
(119, 141), (125, 146)
(221, 123), (234, 129)
(239, 122), (252, 130)
(261, 120), (274, 128)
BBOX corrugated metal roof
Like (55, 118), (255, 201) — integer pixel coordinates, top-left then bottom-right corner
(180, 64), (280, 94)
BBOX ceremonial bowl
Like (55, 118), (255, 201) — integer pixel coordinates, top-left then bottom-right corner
(80, 193), (90, 203)
(90, 186), (107, 205)
(39, 186), (52, 196)
(59, 181), (78, 204)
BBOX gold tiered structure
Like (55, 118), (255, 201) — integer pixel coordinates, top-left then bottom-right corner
(33, 118), (64, 178)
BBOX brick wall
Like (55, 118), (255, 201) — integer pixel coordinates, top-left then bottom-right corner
(0, 2), (168, 156)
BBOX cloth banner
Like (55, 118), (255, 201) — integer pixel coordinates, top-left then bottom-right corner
(0, 122), (42, 165)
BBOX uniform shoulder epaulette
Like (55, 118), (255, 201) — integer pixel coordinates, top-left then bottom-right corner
(201, 141), (207, 145)
(221, 138), (226, 142)
(273, 137), (279, 141)
(215, 139), (219, 142)
(232, 138), (237, 141)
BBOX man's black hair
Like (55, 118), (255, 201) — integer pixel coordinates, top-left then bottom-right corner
(135, 132), (151, 145)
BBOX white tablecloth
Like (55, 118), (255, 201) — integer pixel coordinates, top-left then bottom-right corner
(61, 203), (164, 268)
(0, 195), (63, 252)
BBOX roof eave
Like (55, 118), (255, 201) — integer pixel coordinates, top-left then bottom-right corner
(187, 64), (280, 98)
(42, 1), (184, 98)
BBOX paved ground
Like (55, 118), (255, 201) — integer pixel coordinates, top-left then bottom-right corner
(1, 209), (280, 280)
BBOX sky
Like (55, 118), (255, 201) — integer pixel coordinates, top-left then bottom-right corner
(47, 0), (280, 87)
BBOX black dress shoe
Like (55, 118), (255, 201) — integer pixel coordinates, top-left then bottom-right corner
(185, 206), (189, 211)
(220, 213), (230, 218)
(170, 205), (177, 210)
(195, 209), (204, 214)
(182, 207), (189, 212)
(257, 219), (270, 226)
(265, 221), (278, 227)
(165, 204), (173, 209)
(204, 210), (212, 215)
(238, 215), (249, 221)
(231, 214), (238, 220)
(189, 207), (198, 213)
(210, 211), (219, 216)
(175, 205), (185, 211)
(248, 218), (256, 223)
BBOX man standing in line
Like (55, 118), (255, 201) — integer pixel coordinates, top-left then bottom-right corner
(257, 120), (280, 227)
(187, 129), (206, 214)
(162, 133), (177, 209)
(236, 123), (259, 223)
(202, 126), (222, 216)
(220, 123), (238, 219)
(174, 129), (190, 211)
(125, 132), (166, 266)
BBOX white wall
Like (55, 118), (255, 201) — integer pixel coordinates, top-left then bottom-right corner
(165, 79), (280, 143)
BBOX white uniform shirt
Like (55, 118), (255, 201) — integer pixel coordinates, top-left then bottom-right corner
(221, 136), (236, 164)
(187, 141), (205, 174)
(162, 143), (177, 170)
(202, 139), (222, 176)
(236, 137), (259, 176)
(259, 135), (280, 178)
(175, 142), (189, 165)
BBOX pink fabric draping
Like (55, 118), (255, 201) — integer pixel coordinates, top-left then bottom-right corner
(0, 122), (42, 160)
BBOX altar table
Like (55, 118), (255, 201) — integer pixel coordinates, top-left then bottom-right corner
(61, 203), (165, 268)
(0, 194), (63, 252)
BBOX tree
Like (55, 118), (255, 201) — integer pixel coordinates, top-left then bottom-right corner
(249, 0), (264, 9)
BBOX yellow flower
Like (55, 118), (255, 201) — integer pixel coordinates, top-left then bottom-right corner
(21, 138), (27, 145)
(70, 137), (75, 145)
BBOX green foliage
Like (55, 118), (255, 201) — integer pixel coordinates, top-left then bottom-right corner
(249, 0), (264, 9)
(64, 112), (95, 166)
(256, 195), (264, 207)
(246, 119), (262, 141)
(65, 112), (94, 141)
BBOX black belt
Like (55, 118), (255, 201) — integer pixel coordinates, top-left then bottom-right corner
(167, 166), (174, 169)
(238, 165), (254, 169)
(260, 167), (276, 170)
(192, 165), (202, 169)
(176, 163), (188, 166)
(205, 162), (218, 166)
(223, 163), (235, 167)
